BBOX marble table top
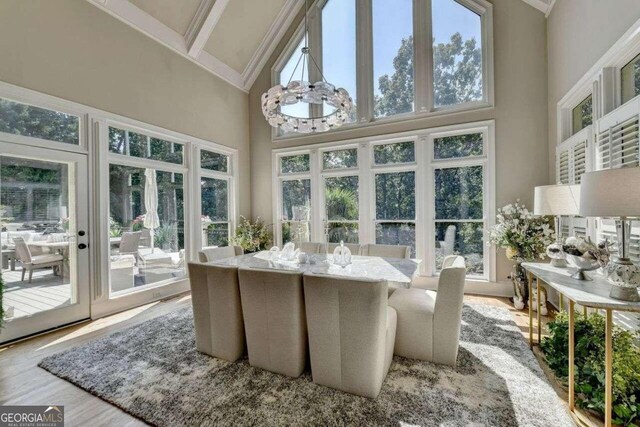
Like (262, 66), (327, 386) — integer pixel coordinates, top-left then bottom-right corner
(522, 262), (640, 312)
(211, 251), (422, 288)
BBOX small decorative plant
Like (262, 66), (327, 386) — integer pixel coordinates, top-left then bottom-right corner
(542, 311), (640, 426)
(488, 200), (555, 309)
(109, 216), (122, 238)
(229, 216), (273, 253)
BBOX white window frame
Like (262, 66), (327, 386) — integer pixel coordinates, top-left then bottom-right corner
(272, 120), (496, 283)
(270, 0), (494, 141)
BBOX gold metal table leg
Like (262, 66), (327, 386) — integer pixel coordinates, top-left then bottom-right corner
(569, 300), (575, 412)
(583, 305), (588, 317)
(528, 272), (533, 349)
(605, 309), (613, 427)
(537, 278), (542, 344)
(559, 293), (564, 311)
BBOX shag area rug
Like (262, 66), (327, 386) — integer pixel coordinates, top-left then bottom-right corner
(39, 304), (573, 426)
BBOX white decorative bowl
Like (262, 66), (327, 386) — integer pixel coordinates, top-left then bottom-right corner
(565, 254), (599, 280)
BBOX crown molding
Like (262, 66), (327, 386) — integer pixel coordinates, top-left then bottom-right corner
(185, 0), (231, 57)
(241, 0), (304, 90)
(86, 0), (247, 92)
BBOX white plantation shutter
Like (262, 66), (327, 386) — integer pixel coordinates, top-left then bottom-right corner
(557, 150), (570, 184)
(573, 141), (587, 183)
(597, 115), (640, 169)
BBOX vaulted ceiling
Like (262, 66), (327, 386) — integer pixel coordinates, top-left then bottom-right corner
(86, 0), (554, 93)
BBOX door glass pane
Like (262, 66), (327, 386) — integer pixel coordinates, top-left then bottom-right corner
(374, 142), (415, 165)
(282, 179), (311, 244)
(435, 222), (483, 275)
(109, 127), (184, 165)
(200, 150), (228, 173)
(435, 166), (483, 219)
(322, 0), (357, 121)
(323, 148), (358, 170)
(621, 53), (640, 105)
(1, 156), (77, 319)
(375, 172), (416, 220)
(572, 95), (593, 134)
(108, 165), (185, 293)
(0, 98), (80, 145)
(325, 176), (359, 243)
(376, 222), (416, 257)
(434, 133), (483, 159)
(373, 0), (414, 118)
(432, 0), (483, 108)
(201, 177), (229, 247)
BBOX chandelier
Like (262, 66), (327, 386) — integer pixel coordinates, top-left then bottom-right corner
(261, 0), (353, 134)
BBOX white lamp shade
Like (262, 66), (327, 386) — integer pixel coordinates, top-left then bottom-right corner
(534, 184), (581, 216)
(580, 168), (640, 217)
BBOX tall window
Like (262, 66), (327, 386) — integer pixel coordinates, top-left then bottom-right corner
(621, 53), (640, 105)
(431, 132), (486, 276)
(279, 153), (312, 244)
(108, 126), (186, 294)
(432, 0), (483, 109)
(200, 149), (232, 248)
(273, 0), (492, 134)
(278, 37), (309, 119)
(322, 147), (359, 243)
(375, 171), (416, 256)
(572, 95), (593, 134)
(373, 0), (414, 118)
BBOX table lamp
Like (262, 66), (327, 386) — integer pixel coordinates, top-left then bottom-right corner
(580, 168), (640, 302)
(534, 184), (581, 267)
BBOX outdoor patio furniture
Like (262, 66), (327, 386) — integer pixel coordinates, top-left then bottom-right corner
(1, 248), (16, 271)
(13, 237), (64, 283)
(110, 254), (136, 292)
(119, 232), (141, 255)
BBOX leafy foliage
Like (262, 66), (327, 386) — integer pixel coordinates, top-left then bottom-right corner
(230, 216), (273, 253)
(375, 37), (414, 117)
(542, 312), (640, 426)
(0, 98), (79, 144)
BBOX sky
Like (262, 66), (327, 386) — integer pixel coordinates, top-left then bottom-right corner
(279, 0), (482, 116)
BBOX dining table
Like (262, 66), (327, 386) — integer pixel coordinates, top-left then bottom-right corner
(211, 251), (422, 289)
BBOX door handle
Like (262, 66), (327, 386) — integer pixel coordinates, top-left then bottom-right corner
(78, 230), (86, 236)
(78, 243), (88, 250)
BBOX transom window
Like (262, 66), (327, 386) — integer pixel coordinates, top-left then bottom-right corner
(571, 95), (593, 135)
(273, 0), (492, 136)
(621, 53), (640, 105)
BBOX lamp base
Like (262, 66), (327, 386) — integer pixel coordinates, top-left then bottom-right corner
(609, 284), (640, 302)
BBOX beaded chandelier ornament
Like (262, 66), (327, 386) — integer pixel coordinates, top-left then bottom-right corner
(261, 0), (353, 134)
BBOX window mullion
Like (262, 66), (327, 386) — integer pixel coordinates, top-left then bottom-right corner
(414, 0), (432, 113)
(356, 0), (373, 124)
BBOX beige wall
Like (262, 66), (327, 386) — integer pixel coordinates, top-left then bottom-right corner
(0, 0), (251, 216)
(249, 0), (548, 284)
(547, 0), (640, 181)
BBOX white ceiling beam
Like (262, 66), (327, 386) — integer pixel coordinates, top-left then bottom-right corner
(242, 0), (304, 91)
(520, 0), (553, 15)
(185, 0), (231, 58)
(85, 0), (247, 93)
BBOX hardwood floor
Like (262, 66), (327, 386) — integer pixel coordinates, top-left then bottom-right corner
(0, 293), (566, 427)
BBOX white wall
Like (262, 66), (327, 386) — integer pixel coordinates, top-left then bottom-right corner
(248, 0), (549, 290)
(0, 0), (251, 216)
(547, 0), (640, 181)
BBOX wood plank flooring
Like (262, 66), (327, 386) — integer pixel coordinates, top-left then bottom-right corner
(0, 294), (568, 427)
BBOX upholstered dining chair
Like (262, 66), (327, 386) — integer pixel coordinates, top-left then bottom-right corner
(324, 242), (362, 255)
(13, 237), (64, 283)
(198, 246), (243, 263)
(362, 244), (411, 259)
(238, 268), (307, 377)
(388, 255), (466, 366)
(187, 262), (245, 361)
(303, 273), (397, 398)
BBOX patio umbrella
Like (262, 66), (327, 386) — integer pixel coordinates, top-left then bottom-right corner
(144, 168), (160, 253)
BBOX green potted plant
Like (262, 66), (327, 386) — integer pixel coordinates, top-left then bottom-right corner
(229, 216), (273, 253)
(488, 200), (555, 309)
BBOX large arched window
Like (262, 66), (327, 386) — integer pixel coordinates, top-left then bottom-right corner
(273, 0), (493, 136)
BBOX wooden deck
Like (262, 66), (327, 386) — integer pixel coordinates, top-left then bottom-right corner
(2, 268), (71, 319)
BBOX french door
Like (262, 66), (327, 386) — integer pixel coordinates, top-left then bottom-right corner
(0, 141), (90, 343)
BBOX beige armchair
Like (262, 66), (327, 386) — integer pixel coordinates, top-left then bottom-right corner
(324, 242), (362, 255)
(187, 262), (245, 362)
(13, 237), (63, 283)
(198, 245), (243, 263)
(303, 273), (397, 398)
(295, 242), (323, 254)
(388, 255), (466, 366)
(362, 244), (411, 259)
(238, 268), (307, 377)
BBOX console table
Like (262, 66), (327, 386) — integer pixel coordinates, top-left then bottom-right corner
(522, 262), (640, 427)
